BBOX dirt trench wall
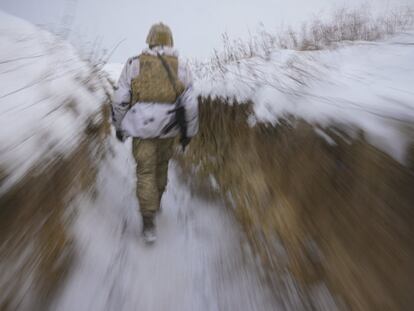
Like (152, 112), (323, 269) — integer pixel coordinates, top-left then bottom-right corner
(0, 106), (110, 311)
(178, 98), (414, 311)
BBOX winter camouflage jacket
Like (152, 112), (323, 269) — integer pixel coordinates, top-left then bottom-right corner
(112, 46), (198, 139)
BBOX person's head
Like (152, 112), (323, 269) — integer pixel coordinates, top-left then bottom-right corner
(146, 23), (174, 49)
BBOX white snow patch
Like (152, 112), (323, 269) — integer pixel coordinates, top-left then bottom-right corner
(314, 128), (337, 146)
(0, 11), (109, 191)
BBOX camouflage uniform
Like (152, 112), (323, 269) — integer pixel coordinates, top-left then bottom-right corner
(130, 46), (184, 218)
(111, 23), (198, 239)
(132, 138), (174, 218)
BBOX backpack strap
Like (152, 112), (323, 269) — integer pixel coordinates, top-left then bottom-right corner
(157, 53), (190, 150)
(156, 52), (181, 99)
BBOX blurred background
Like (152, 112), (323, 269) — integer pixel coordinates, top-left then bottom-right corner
(0, 0), (413, 310)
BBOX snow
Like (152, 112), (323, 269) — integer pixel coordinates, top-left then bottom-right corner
(0, 11), (109, 192)
(193, 33), (414, 163)
(53, 135), (284, 311)
(314, 128), (337, 146)
(103, 63), (123, 83)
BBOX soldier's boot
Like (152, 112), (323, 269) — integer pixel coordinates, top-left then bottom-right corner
(142, 215), (156, 244)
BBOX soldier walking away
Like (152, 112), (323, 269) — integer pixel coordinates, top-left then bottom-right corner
(111, 23), (198, 244)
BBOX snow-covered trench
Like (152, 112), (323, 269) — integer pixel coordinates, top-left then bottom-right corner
(53, 135), (281, 311)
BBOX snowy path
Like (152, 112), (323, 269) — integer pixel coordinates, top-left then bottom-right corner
(53, 137), (281, 311)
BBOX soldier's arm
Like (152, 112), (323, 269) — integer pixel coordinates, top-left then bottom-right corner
(111, 58), (134, 131)
(178, 61), (199, 137)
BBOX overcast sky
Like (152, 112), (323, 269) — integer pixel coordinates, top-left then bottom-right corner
(0, 0), (411, 62)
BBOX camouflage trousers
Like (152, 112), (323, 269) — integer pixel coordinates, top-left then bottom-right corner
(132, 138), (175, 218)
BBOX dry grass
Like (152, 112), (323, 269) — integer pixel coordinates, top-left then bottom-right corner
(0, 105), (110, 310)
(177, 98), (414, 310)
(191, 6), (414, 77)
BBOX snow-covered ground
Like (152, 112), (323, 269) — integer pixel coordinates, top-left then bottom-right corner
(53, 136), (282, 311)
(0, 11), (110, 192)
(194, 32), (414, 163)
